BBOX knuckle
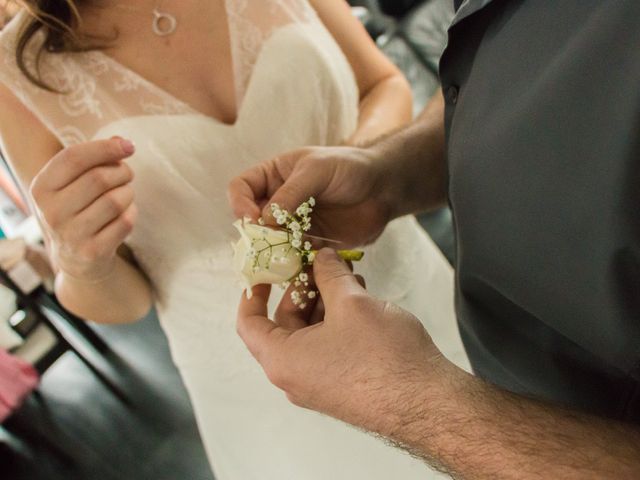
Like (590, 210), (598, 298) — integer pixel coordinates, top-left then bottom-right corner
(62, 145), (84, 168)
(103, 190), (128, 214)
(89, 168), (110, 190)
(29, 174), (48, 202)
(119, 212), (136, 232)
(266, 368), (288, 391)
(103, 195), (122, 215)
(344, 292), (370, 311)
(285, 392), (304, 408)
(322, 269), (353, 288)
(264, 360), (292, 392)
(121, 162), (134, 182)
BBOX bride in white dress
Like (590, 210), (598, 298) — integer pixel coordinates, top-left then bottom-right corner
(0, 1), (468, 478)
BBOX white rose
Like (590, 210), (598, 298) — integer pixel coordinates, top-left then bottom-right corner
(232, 219), (303, 298)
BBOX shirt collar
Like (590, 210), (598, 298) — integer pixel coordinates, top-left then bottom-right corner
(451, 0), (495, 27)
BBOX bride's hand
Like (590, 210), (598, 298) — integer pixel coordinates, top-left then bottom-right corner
(228, 146), (392, 248)
(30, 137), (137, 282)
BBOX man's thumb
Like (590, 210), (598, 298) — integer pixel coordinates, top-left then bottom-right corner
(313, 249), (365, 308)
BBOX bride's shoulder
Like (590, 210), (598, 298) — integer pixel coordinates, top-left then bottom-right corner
(0, 9), (48, 87)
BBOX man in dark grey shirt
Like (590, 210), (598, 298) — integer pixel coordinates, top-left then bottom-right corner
(230, 1), (640, 477)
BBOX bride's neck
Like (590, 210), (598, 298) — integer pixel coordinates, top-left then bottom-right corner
(77, 1), (206, 42)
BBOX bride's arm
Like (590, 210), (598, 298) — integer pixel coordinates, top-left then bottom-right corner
(0, 84), (152, 324)
(310, 0), (413, 145)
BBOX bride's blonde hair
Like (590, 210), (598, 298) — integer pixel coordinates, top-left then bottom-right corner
(7, 0), (102, 90)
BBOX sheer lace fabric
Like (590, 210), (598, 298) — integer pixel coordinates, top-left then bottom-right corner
(0, 12), (191, 145)
(225, 0), (316, 104)
(0, 0), (321, 146)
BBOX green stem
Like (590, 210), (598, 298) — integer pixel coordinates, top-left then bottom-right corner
(310, 250), (365, 262)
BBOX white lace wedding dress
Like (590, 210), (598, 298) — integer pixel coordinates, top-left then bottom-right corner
(0, 2), (469, 478)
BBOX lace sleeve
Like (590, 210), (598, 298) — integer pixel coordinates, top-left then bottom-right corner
(0, 12), (64, 141)
(225, 0), (318, 106)
(0, 12), (108, 146)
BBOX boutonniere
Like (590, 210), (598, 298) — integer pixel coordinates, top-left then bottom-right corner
(232, 197), (363, 306)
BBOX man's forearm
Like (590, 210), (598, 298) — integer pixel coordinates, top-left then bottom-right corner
(371, 89), (448, 219)
(384, 359), (640, 479)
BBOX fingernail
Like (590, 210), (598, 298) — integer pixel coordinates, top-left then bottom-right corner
(119, 138), (136, 155)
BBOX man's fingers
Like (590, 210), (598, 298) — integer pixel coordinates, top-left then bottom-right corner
(263, 170), (319, 223)
(260, 151), (327, 223)
(313, 248), (366, 311)
(227, 172), (264, 221)
(229, 156), (291, 222)
(275, 279), (319, 330)
(308, 296), (325, 325)
(43, 137), (136, 191)
(237, 285), (290, 362)
(229, 149), (324, 223)
(238, 284), (271, 316)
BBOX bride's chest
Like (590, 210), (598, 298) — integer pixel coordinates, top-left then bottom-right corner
(104, 21), (237, 124)
(93, 24), (359, 223)
(91, 26), (359, 265)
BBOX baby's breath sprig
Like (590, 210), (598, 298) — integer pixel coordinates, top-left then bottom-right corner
(271, 198), (318, 309)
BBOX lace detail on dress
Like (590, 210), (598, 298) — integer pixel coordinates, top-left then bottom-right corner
(225, 0), (318, 105)
(0, 11), (192, 146)
(0, 2), (326, 145)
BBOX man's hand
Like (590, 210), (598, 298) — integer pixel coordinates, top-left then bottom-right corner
(237, 249), (640, 480)
(237, 248), (446, 432)
(228, 147), (393, 248)
(228, 92), (450, 247)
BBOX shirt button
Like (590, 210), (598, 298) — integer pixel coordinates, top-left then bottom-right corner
(445, 85), (459, 105)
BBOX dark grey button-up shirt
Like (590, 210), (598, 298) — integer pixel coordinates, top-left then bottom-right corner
(441, 0), (640, 422)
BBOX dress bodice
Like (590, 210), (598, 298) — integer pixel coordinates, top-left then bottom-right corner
(93, 23), (359, 305)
